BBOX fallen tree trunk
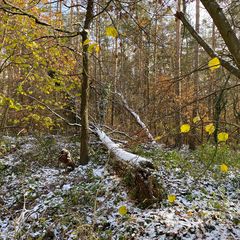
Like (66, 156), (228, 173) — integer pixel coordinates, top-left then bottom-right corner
(116, 93), (155, 143)
(95, 127), (165, 206)
(26, 94), (165, 205)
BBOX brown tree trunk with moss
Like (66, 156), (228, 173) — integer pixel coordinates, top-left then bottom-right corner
(80, 0), (94, 165)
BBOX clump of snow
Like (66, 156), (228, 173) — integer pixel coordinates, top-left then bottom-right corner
(62, 184), (71, 191)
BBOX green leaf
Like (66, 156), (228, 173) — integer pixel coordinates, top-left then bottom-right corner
(193, 115), (200, 124)
(88, 43), (98, 53)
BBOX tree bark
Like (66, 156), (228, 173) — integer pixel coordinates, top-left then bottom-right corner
(175, 11), (240, 79)
(191, 0), (200, 150)
(193, 0), (200, 111)
(200, 0), (240, 69)
(80, 0), (94, 165)
(175, 0), (182, 147)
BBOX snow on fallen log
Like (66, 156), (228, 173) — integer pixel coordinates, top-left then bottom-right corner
(96, 127), (154, 169)
(95, 127), (165, 205)
(116, 93), (155, 143)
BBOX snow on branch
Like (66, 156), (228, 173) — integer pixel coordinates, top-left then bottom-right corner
(95, 127), (154, 169)
(116, 93), (155, 143)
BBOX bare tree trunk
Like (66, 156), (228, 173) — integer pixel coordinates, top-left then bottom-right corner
(111, 37), (118, 126)
(208, 22), (216, 119)
(152, 2), (158, 134)
(200, 0), (240, 69)
(193, 0), (200, 112)
(80, 0), (94, 165)
(175, 0), (182, 147)
(191, 0), (200, 149)
(70, 0), (73, 29)
(175, 12), (240, 79)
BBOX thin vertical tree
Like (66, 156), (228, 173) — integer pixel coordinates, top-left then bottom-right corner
(193, 0), (200, 114)
(175, 0), (182, 147)
(191, 0), (200, 149)
(80, 0), (94, 165)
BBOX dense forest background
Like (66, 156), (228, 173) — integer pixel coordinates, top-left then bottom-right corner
(1, 0), (239, 152)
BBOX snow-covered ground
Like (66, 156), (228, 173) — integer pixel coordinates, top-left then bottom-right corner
(0, 136), (239, 239)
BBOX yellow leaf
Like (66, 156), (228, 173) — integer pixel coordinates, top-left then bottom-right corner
(205, 123), (215, 135)
(193, 115), (200, 124)
(168, 194), (176, 203)
(154, 136), (161, 141)
(118, 205), (127, 215)
(83, 39), (91, 46)
(208, 57), (220, 71)
(218, 132), (229, 142)
(88, 43), (97, 53)
(187, 211), (193, 217)
(95, 44), (100, 53)
(220, 164), (228, 173)
(138, 17), (150, 27)
(105, 26), (118, 38)
(180, 124), (190, 133)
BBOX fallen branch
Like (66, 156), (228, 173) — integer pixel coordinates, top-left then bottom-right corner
(116, 92), (155, 143)
(96, 127), (154, 169)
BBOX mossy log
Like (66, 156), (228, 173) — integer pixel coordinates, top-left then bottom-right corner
(95, 128), (166, 206)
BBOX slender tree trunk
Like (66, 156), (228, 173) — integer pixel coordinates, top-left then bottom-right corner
(193, 0), (200, 113)
(152, 3), (158, 134)
(191, 0), (200, 149)
(208, 22), (216, 119)
(111, 37), (118, 126)
(80, 0), (94, 165)
(175, 0), (182, 147)
(70, 0), (73, 29)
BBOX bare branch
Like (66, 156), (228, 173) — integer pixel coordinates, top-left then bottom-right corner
(25, 94), (81, 128)
(175, 11), (240, 79)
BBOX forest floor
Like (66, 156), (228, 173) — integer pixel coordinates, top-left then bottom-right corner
(0, 135), (239, 240)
